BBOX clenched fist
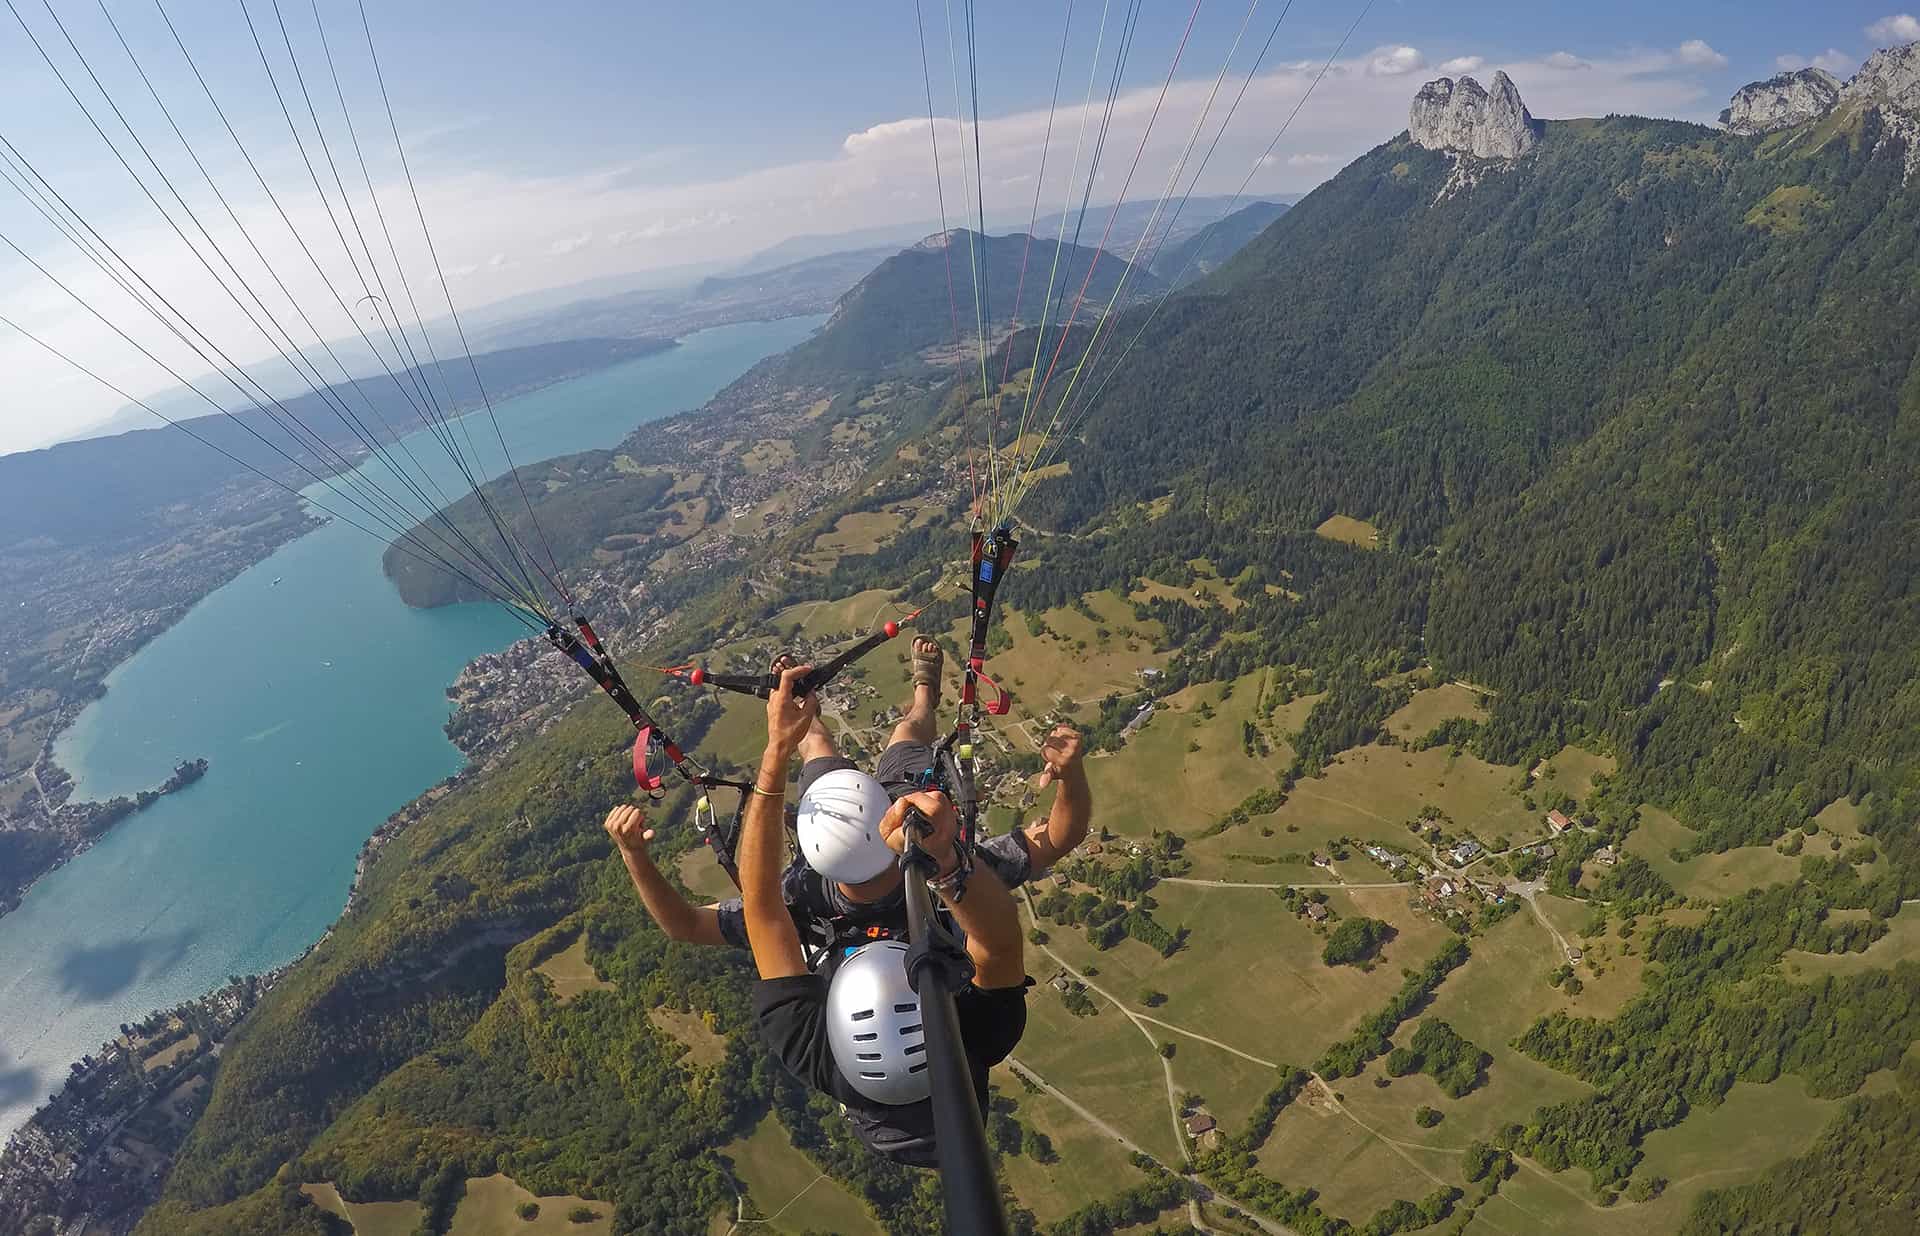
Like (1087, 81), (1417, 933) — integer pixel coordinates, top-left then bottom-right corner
(604, 803), (654, 855)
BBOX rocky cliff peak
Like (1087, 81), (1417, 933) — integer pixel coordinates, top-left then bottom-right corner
(1841, 42), (1920, 111)
(1408, 71), (1539, 160)
(1719, 67), (1842, 135)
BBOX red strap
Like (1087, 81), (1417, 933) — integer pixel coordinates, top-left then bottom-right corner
(632, 726), (664, 792)
(976, 670), (1013, 716)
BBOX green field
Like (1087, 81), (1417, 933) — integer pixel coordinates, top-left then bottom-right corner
(721, 1118), (882, 1234)
(1784, 908), (1920, 976)
(1383, 684), (1486, 742)
(1084, 673), (1292, 840)
(532, 935), (612, 1005)
(299, 1183), (421, 1236)
(1314, 515), (1381, 548)
(1010, 971), (1185, 1164)
(647, 1006), (728, 1067)
(449, 1174), (612, 1235)
(1624, 806), (1800, 902)
(1534, 745), (1617, 805)
(1257, 1097), (1456, 1222)
(992, 1067), (1153, 1224)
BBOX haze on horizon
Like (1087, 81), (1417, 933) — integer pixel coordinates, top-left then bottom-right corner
(1, 0), (1912, 456)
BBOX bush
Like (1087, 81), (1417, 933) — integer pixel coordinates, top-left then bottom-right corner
(516, 1201), (540, 1221)
(1414, 1106), (1442, 1128)
(567, 1205), (598, 1224)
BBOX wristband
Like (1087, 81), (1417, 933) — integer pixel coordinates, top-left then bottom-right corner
(928, 840), (976, 903)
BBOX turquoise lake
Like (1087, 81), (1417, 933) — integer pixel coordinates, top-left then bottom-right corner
(0, 316), (819, 1142)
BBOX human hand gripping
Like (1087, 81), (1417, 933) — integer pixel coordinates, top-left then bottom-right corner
(880, 790), (961, 875)
(764, 663), (819, 760)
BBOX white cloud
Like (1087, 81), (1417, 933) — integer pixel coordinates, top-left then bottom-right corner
(1438, 56), (1486, 75)
(1366, 46), (1428, 77)
(1866, 13), (1920, 42)
(1777, 49), (1856, 73)
(0, 40), (1746, 452)
(1545, 51), (1592, 71)
(547, 232), (593, 256)
(1675, 39), (1728, 68)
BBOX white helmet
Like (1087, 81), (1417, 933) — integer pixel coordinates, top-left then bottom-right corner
(796, 768), (895, 883)
(826, 940), (929, 1105)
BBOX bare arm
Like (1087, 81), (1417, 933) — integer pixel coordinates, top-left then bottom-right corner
(604, 805), (728, 946)
(1022, 724), (1091, 871)
(941, 862), (1024, 989)
(882, 792), (1026, 990)
(741, 667), (816, 980)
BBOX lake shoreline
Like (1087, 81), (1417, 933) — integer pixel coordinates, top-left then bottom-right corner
(0, 337), (704, 929)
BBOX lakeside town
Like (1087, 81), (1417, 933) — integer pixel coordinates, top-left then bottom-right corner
(0, 969), (286, 1236)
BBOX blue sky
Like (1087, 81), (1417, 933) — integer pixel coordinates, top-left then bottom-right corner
(2, 0), (1916, 452)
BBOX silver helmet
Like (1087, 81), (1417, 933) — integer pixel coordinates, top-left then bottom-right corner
(826, 940), (929, 1105)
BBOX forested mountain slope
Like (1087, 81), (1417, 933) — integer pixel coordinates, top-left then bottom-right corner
(1030, 103), (1920, 849)
(782, 228), (1167, 377)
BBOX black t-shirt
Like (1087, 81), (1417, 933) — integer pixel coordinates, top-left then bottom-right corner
(754, 974), (1029, 1167)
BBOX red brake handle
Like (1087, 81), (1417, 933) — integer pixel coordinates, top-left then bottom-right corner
(632, 726), (665, 793)
(976, 670), (1013, 716)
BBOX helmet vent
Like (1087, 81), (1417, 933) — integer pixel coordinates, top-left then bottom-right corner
(860, 1071), (887, 1080)
(907, 1061), (928, 1074)
(894, 1002), (917, 1013)
(903, 1042), (925, 1056)
(851, 1008), (876, 1021)
(856, 1052), (882, 1061)
(852, 1032), (878, 1042)
(899, 1024), (923, 1036)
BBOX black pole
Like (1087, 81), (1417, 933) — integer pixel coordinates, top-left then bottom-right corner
(901, 820), (1010, 1236)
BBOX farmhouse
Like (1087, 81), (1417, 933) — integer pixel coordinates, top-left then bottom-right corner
(1546, 809), (1573, 835)
(1305, 902), (1329, 922)
(1450, 840), (1483, 866)
(1185, 1114), (1217, 1137)
(1593, 845), (1619, 866)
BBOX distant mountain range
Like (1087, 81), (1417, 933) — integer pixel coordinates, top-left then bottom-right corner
(38, 196), (1295, 454)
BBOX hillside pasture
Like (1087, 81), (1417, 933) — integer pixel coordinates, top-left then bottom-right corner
(449, 1174), (612, 1235)
(532, 935), (611, 1005)
(1624, 806), (1799, 901)
(1084, 674), (1291, 839)
(720, 1118), (881, 1234)
(298, 1183), (419, 1236)
(1314, 515), (1380, 548)
(1383, 684), (1486, 742)
(992, 1068), (1153, 1224)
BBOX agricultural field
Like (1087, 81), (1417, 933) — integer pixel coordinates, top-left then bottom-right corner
(719, 1117), (882, 1235)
